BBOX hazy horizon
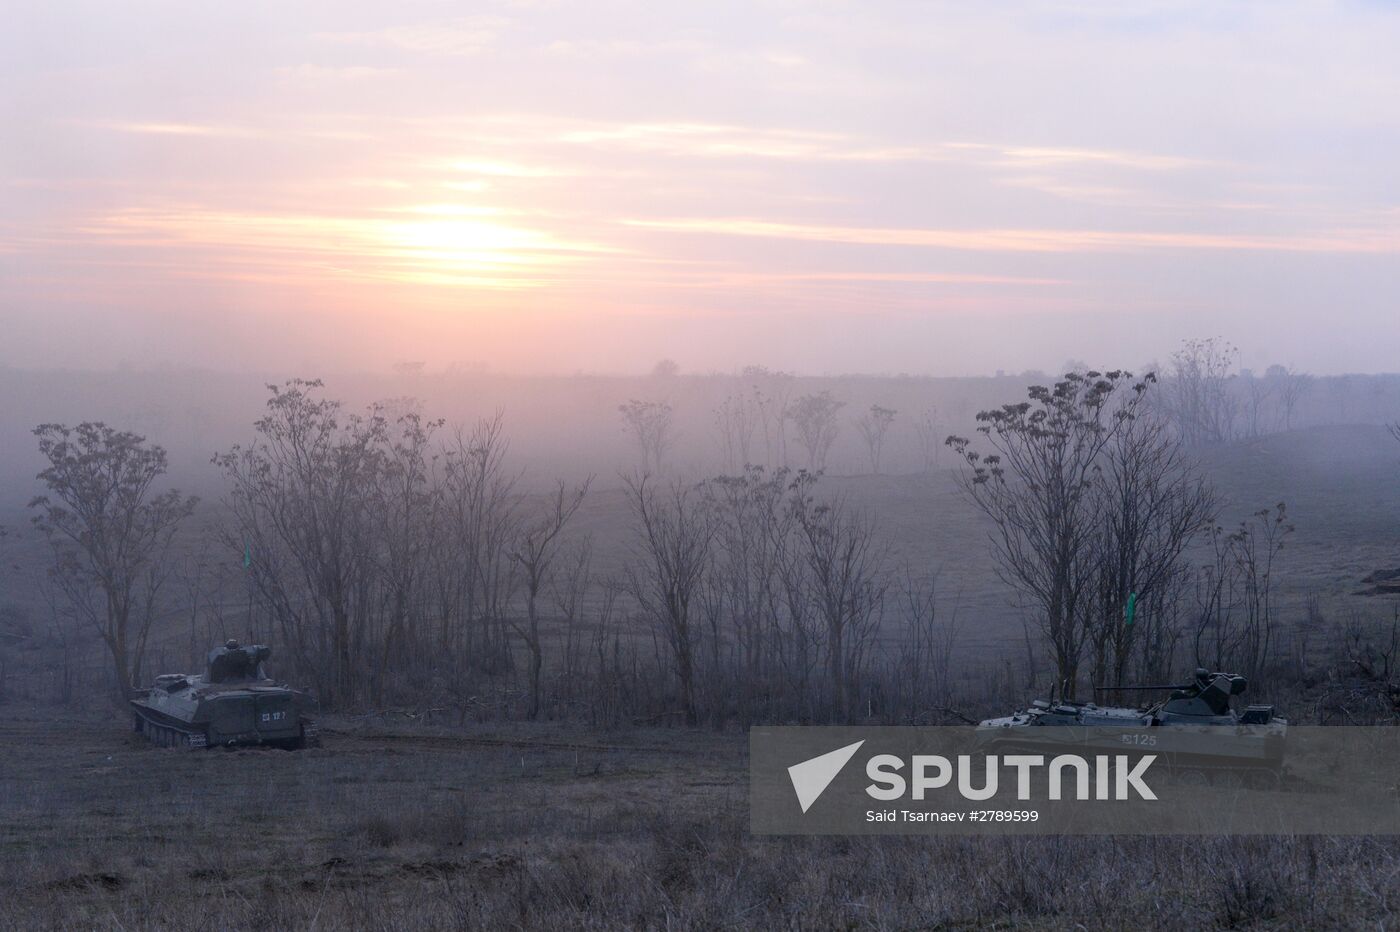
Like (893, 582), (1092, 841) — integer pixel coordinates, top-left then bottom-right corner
(3, 359), (1400, 380)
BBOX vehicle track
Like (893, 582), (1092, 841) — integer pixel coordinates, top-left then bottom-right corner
(320, 728), (703, 757)
(0, 721), (113, 744)
(0, 720), (721, 759)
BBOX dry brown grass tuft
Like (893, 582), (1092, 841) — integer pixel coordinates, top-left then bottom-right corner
(2, 711), (1398, 929)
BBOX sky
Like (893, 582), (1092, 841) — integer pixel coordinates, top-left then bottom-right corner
(2, 0), (1399, 376)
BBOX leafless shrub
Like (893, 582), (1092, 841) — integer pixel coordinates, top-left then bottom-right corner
(788, 471), (887, 722)
(509, 479), (591, 719)
(1270, 364), (1313, 430)
(1088, 403), (1217, 690)
(30, 422), (197, 697)
(787, 391), (844, 472)
(1162, 337), (1240, 446)
(947, 370), (1152, 696)
(714, 392), (757, 472)
(741, 366), (794, 469)
(911, 406), (941, 472)
(1193, 504), (1293, 681)
(215, 380), (385, 705)
(623, 475), (714, 724)
(887, 568), (960, 722)
(440, 413), (520, 677)
(618, 399), (674, 474)
(854, 404), (896, 474)
(1241, 370), (1276, 439)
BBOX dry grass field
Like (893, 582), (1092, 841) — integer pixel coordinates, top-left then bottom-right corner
(5, 706), (1400, 930)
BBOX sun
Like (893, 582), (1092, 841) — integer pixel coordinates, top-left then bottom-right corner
(375, 204), (587, 288)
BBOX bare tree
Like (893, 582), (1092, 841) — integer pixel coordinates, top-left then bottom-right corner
(1193, 504), (1293, 680)
(30, 422), (197, 697)
(1268, 364), (1312, 430)
(1241, 372), (1275, 439)
(550, 539), (594, 710)
(742, 367), (794, 469)
(618, 399), (674, 474)
(366, 407), (442, 704)
(440, 414), (520, 666)
(509, 478), (591, 720)
(1087, 403), (1218, 690)
(788, 391), (844, 472)
(912, 406), (941, 472)
(946, 370), (1149, 696)
(215, 379), (383, 706)
(714, 392), (757, 472)
(701, 466), (795, 722)
(1232, 504), (1292, 679)
(1162, 337), (1239, 446)
(893, 569), (961, 721)
(623, 475), (713, 724)
(855, 404), (897, 474)
(788, 471), (887, 721)
(175, 546), (215, 667)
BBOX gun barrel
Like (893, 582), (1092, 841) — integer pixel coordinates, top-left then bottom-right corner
(1093, 683), (1187, 692)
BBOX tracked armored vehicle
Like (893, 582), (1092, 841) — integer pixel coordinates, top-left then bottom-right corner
(131, 641), (319, 749)
(976, 668), (1286, 785)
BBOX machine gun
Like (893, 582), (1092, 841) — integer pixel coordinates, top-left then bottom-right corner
(1095, 669), (1254, 718)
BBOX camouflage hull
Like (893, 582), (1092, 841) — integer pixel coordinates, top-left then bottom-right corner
(131, 686), (317, 749)
(973, 722), (1286, 784)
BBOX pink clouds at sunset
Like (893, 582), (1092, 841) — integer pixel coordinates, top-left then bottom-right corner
(3, 1), (1399, 374)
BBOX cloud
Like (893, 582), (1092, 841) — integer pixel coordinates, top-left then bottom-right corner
(707, 271), (1066, 286)
(313, 17), (507, 56)
(8, 1), (1400, 374)
(68, 204), (619, 291)
(273, 64), (401, 82)
(551, 120), (935, 162)
(77, 120), (261, 138)
(71, 117), (380, 143)
(542, 38), (710, 59)
(946, 142), (1211, 172)
(447, 159), (571, 178)
(486, 117), (1213, 174)
(623, 217), (1400, 255)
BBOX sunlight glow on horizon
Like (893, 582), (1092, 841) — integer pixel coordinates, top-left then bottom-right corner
(4, 2), (1400, 374)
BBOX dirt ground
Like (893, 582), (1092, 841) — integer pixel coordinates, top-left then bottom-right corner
(5, 706), (1400, 930)
(0, 706), (746, 928)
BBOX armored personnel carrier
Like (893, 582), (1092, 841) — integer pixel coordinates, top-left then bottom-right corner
(975, 668), (1286, 783)
(131, 641), (319, 749)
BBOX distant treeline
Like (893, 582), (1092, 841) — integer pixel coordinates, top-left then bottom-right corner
(2, 340), (1398, 496)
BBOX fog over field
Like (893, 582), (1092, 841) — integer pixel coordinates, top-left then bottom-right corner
(5, 2), (1400, 929)
(2, 359), (1398, 667)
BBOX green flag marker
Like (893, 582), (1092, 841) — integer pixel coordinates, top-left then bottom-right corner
(1124, 591), (1137, 626)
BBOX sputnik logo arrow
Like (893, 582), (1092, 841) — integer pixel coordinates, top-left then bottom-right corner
(787, 740), (865, 813)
